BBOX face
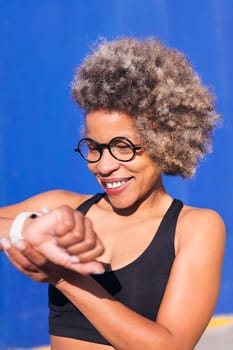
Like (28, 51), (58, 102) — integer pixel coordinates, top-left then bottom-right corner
(84, 110), (162, 210)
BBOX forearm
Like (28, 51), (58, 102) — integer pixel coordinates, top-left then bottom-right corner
(56, 275), (176, 350)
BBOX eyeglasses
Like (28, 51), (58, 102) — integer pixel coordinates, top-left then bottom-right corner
(74, 137), (141, 163)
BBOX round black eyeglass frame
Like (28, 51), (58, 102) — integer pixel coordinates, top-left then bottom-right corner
(74, 137), (141, 163)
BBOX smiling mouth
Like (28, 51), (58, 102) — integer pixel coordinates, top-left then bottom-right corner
(103, 179), (130, 189)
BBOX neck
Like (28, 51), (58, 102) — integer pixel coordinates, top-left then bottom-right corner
(104, 178), (170, 217)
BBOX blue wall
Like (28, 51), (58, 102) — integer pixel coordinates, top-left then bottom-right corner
(0, 0), (232, 347)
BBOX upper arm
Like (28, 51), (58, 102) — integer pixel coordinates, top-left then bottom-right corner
(156, 209), (226, 349)
(0, 190), (88, 218)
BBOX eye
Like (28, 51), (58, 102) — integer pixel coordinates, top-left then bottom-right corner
(110, 140), (133, 157)
(114, 143), (132, 153)
(87, 142), (99, 151)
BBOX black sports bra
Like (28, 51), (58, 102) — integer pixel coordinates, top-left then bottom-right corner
(49, 193), (183, 345)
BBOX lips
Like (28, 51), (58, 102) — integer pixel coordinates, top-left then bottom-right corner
(105, 180), (128, 189)
(100, 178), (132, 191)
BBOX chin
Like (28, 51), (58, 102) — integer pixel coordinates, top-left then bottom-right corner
(108, 195), (140, 214)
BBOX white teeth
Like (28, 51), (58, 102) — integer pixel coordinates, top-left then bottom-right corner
(105, 181), (127, 189)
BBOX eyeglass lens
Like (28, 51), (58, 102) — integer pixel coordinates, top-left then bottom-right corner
(77, 137), (138, 162)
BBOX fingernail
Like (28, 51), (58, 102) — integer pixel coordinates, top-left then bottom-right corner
(92, 267), (105, 275)
(41, 206), (49, 214)
(0, 238), (11, 256)
(68, 255), (80, 263)
(14, 239), (26, 251)
(50, 237), (57, 245)
(0, 237), (11, 249)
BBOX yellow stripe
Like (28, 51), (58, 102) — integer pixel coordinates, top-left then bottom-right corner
(207, 315), (233, 328)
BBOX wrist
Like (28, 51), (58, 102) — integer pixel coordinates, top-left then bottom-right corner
(54, 270), (83, 289)
(9, 211), (42, 244)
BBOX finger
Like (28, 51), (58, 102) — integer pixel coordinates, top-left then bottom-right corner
(56, 230), (84, 248)
(72, 242), (104, 263)
(38, 239), (80, 265)
(14, 240), (49, 267)
(51, 205), (78, 237)
(66, 217), (104, 261)
(37, 239), (105, 275)
(0, 237), (11, 256)
(10, 241), (65, 284)
(64, 260), (105, 275)
(7, 242), (41, 272)
(8, 252), (49, 283)
(67, 227), (105, 263)
(7, 246), (38, 272)
(55, 210), (86, 245)
(56, 212), (96, 249)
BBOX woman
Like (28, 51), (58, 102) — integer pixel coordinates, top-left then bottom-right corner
(0, 38), (225, 350)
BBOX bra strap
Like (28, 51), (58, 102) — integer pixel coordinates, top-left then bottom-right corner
(76, 193), (106, 215)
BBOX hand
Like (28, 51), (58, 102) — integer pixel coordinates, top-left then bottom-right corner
(1, 237), (104, 286)
(21, 205), (105, 274)
(1, 238), (51, 282)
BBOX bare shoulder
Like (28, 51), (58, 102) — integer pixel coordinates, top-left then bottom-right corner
(176, 204), (226, 251)
(181, 205), (225, 227)
(0, 190), (92, 218)
(180, 205), (225, 232)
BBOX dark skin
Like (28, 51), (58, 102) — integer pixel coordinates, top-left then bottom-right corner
(0, 110), (226, 350)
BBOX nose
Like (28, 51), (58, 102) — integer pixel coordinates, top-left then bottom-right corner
(96, 148), (120, 174)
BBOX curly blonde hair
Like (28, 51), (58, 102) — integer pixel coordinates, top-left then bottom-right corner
(72, 38), (221, 178)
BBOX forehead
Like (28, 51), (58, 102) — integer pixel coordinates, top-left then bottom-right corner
(85, 110), (138, 141)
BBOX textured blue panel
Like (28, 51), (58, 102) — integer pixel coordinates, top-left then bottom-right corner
(0, 0), (232, 347)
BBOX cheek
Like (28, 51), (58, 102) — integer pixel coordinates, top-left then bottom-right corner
(133, 156), (158, 172)
(87, 163), (96, 174)
(87, 163), (102, 179)
(137, 159), (161, 180)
